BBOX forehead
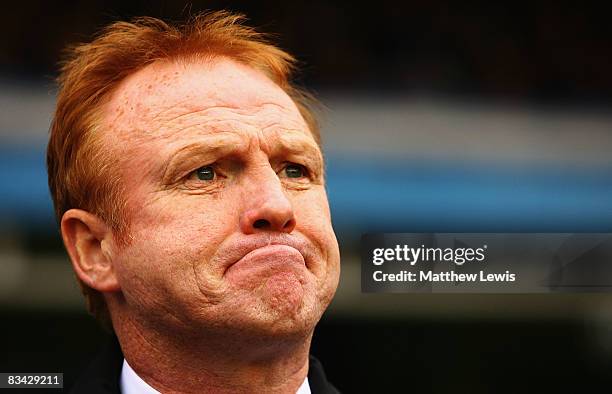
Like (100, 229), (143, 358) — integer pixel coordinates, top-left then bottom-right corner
(101, 57), (310, 145)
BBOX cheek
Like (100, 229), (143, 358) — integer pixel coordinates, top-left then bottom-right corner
(115, 193), (240, 303)
(293, 188), (335, 238)
(127, 186), (240, 247)
(292, 189), (340, 273)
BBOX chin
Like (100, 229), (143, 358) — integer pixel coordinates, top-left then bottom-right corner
(230, 290), (324, 340)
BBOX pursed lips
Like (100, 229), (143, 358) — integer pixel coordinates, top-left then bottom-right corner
(218, 233), (314, 276)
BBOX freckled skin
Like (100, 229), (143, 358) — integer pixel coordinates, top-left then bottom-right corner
(100, 56), (340, 372)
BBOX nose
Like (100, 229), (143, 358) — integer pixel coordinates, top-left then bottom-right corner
(239, 169), (296, 234)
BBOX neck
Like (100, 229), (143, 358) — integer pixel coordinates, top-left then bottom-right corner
(112, 312), (313, 394)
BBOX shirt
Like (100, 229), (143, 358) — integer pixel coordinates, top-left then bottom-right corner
(120, 358), (311, 394)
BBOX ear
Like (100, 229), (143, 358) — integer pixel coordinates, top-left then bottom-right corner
(61, 209), (120, 292)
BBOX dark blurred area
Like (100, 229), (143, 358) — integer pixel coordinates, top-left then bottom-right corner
(3, 1), (612, 101)
(1, 1), (612, 393)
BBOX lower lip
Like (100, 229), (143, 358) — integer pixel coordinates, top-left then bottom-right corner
(227, 245), (306, 277)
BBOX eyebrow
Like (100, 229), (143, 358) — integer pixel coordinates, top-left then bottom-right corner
(161, 130), (324, 184)
(274, 131), (324, 174)
(161, 133), (245, 183)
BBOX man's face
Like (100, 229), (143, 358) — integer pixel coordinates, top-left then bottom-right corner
(101, 57), (340, 338)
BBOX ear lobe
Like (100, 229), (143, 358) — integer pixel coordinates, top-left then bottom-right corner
(61, 209), (121, 293)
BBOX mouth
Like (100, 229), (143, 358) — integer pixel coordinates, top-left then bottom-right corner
(220, 234), (312, 277)
(239, 244), (305, 264)
(225, 244), (307, 280)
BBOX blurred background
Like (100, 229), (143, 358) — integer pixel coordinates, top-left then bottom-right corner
(1, 1), (612, 392)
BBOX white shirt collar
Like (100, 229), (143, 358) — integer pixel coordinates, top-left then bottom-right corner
(120, 359), (160, 394)
(120, 358), (311, 394)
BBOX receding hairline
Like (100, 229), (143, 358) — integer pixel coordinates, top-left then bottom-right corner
(97, 55), (317, 150)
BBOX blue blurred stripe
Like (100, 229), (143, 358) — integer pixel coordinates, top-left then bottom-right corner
(1, 147), (611, 232)
(326, 155), (612, 232)
(0, 146), (55, 227)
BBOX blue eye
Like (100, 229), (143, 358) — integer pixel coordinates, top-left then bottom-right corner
(194, 166), (215, 181)
(285, 164), (305, 178)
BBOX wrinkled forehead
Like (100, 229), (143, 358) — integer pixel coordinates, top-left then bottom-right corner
(101, 57), (311, 145)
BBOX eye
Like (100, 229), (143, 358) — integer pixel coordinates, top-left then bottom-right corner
(193, 166), (215, 181)
(284, 163), (307, 178)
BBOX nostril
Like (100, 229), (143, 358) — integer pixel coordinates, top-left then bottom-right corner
(283, 219), (295, 230)
(253, 219), (269, 229)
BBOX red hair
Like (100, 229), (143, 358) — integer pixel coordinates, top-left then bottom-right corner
(47, 11), (320, 328)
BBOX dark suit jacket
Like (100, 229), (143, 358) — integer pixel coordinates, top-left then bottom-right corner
(70, 336), (339, 394)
